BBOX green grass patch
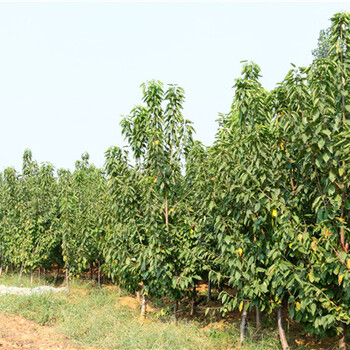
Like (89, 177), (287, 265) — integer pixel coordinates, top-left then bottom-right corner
(0, 274), (314, 349)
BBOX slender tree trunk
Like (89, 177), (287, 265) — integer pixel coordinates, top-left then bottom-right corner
(217, 287), (223, 320)
(339, 322), (347, 350)
(240, 301), (248, 345)
(173, 301), (179, 325)
(339, 33), (348, 347)
(277, 306), (289, 350)
(5, 265), (8, 274)
(43, 268), (46, 277)
(38, 267), (41, 280)
(136, 291), (141, 302)
(141, 292), (147, 320)
(0, 264), (3, 277)
(65, 266), (70, 295)
(165, 192), (169, 227)
(11, 263), (14, 272)
(118, 277), (122, 297)
(340, 199), (346, 252)
(19, 265), (23, 278)
(30, 269), (34, 285)
(90, 261), (93, 280)
(207, 279), (212, 303)
(97, 260), (101, 289)
(190, 286), (196, 317)
(55, 265), (60, 282)
(256, 306), (261, 330)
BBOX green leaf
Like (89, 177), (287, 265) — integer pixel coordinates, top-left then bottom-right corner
(323, 153), (330, 163)
(318, 138), (325, 149)
(329, 171), (336, 183)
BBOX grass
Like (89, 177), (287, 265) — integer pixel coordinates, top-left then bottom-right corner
(0, 273), (332, 350)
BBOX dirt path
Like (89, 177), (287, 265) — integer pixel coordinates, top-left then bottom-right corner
(0, 313), (94, 350)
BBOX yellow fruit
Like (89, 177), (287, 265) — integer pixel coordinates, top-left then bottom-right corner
(296, 302), (301, 310)
(153, 177), (158, 183)
(155, 140), (159, 145)
(311, 241), (317, 252)
(238, 248), (243, 257)
(272, 209), (278, 217)
(280, 143), (284, 150)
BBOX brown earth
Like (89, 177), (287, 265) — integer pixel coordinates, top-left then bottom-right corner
(0, 314), (94, 350)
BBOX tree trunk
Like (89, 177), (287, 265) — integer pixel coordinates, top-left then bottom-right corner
(190, 286), (196, 317)
(240, 301), (248, 345)
(55, 265), (60, 282)
(118, 277), (122, 297)
(339, 322), (347, 350)
(0, 264), (3, 277)
(207, 279), (212, 303)
(30, 269), (34, 284)
(141, 293), (147, 320)
(38, 267), (41, 280)
(173, 301), (179, 325)
(5, 265), (8, 274)
(136, 291), (141, 302)
(256, 306), (261, 330)
(19, 265), (23, 278)
(165, 192), (169, 227)
(277, 306), (289, 350)
(65, 266), (70, 295)
(90, 261), (93, 280)
(43, 268), (46, 277)
(217, 287), (223, 320)
(97, 260), (101, 289)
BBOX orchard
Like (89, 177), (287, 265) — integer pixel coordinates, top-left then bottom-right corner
(1, 12), (350, 350)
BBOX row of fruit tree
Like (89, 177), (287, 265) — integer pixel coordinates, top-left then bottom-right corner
(0, 12), (349, 350)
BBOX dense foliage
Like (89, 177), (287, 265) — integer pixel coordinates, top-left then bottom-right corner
(0, 12), (349, 349)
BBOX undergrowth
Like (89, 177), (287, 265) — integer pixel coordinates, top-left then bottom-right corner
(0, 273), (320, 349)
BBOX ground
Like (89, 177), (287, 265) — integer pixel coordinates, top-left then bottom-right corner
(0, 275), (343, 350)
(0, 313), (92, 350)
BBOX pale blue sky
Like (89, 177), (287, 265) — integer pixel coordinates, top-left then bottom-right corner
(0, 2), (348, 171)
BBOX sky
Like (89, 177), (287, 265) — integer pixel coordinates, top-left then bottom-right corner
(0, 1), (349, 172)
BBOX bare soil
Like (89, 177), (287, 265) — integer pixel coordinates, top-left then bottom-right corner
(0, 313), (93, 350)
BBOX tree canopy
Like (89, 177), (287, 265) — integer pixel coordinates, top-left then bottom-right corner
(0, 11), (349, 350)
